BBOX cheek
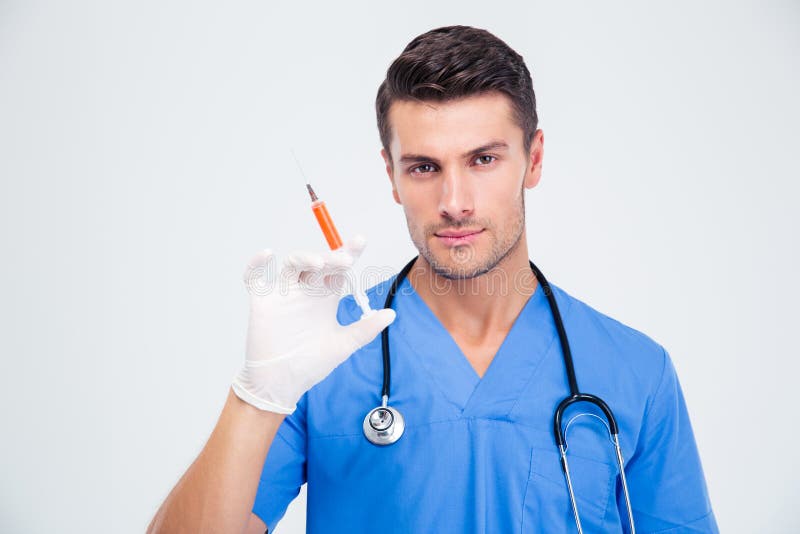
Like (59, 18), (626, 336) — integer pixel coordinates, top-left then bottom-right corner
(485, 186), (525, 230)
(396, 185), (431, 217)
(482, 182), (521, 211)
(403, 204), (426, 231)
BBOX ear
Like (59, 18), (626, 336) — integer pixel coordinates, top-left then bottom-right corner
(524, 129), (544, 190)
(381, 148), (402, 205)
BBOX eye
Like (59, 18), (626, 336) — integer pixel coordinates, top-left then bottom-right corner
(474, 155), (496, 166)
(410, 163), (436, 175)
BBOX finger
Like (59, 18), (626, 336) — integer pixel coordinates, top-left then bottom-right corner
(336, 308), (396, 359)
(318, 247), (361, 294)
(242, 249), (276, 293)
(321, 248), (355, 270)
(280, 250), (325, 286)
(343, 234), (367, 262)
(321, 268), (353, 295)
(313, 235), (366, 294)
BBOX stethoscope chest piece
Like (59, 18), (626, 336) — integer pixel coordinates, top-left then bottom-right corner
(363, 397), (405, 446)
(363, 257), (636, 533)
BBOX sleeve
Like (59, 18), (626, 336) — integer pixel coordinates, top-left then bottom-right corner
(617, 347), (719, 533)
(251, 296), (356, 532)
(251, 392), (308, 533)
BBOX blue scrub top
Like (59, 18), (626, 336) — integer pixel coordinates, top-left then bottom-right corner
(252, 273), (718, 533)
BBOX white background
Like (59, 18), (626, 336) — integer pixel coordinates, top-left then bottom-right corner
(1, 1), (798, 532)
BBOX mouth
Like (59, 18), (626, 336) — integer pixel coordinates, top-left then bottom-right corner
(434, 228), (484, 246)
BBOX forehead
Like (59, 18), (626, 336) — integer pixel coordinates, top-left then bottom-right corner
(387, 92), (522, 158)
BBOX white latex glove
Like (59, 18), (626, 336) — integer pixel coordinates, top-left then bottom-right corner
(232, 236), (396, 414)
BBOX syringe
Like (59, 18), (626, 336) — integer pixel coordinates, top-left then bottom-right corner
(290, 150), (375, 317)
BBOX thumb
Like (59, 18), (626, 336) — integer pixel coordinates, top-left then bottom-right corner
(342, 234), (367, 263)
(337, 308), (396, 357)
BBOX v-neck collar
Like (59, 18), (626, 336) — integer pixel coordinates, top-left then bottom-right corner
(392, 274), (561, 418)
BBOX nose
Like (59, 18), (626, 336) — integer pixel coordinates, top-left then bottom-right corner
(438, 168), (474, 221)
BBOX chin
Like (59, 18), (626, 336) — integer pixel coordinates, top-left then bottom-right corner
(430, 251), (494, 280)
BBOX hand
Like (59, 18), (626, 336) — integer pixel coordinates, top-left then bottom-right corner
(231, 236), (396, 414)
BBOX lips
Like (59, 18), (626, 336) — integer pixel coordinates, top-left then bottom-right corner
(435, 229), (483, 238)
(434, 228), (485, 247)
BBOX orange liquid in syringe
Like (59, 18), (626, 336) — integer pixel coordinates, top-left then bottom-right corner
(311, 199), (343, 250)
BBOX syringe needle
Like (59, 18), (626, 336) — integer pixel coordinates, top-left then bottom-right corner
(290, 148), (308, 184)
(291, 149), (321, 202)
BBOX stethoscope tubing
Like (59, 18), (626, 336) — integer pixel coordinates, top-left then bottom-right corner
(379, 257), (417, 400)
(377, 256), (635, 533)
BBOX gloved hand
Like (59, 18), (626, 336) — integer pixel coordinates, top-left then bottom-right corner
(232, 236), (396, 414)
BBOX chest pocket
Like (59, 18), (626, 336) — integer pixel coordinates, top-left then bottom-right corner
(522, 447), (619, 533)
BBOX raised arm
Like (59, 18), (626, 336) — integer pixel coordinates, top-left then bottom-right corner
(147, 238), (395, 533)
(147, 388), (284, 534)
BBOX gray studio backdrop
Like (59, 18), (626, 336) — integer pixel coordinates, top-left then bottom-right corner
(1, 1), (798, 532)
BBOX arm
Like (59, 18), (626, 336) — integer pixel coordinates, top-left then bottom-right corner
(147, 239), (394, 533)
(244, 512), (268, 534)
(619, 348), (718, 533)
(147, 388), (283, 534)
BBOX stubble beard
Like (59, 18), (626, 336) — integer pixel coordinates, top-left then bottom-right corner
(406, 194), (526, 281)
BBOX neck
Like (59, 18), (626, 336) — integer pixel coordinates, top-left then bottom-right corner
(408, 238), (538, 342)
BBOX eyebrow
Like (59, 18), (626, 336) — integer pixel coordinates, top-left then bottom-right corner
(398, 141), (509, 166)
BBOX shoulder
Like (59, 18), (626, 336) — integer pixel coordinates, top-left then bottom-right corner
(548, 282), (669, 392)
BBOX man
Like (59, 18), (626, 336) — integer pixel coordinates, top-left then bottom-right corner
(148, 25), (717, 533)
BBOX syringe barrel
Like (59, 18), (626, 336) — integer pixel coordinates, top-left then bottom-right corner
(311, 200), (344, 250)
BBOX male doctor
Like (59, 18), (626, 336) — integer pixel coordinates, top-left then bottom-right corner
(148, 25), (717, 533)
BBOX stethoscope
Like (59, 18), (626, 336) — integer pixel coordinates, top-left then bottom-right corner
(362, 256), (637, 534)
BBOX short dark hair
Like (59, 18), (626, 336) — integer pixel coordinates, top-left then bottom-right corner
(375, 25), (538, 165)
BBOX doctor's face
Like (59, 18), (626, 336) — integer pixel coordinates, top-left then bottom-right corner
(381, 92), (543, 280)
